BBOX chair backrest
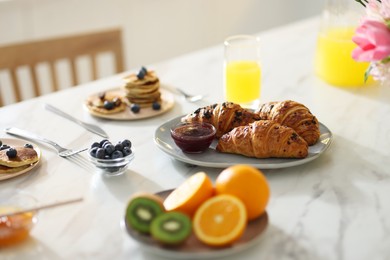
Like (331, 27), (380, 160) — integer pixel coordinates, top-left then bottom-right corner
(0, 28), (125, 106)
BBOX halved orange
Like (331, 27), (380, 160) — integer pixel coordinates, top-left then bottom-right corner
(163, 171), (214, 217)
(193, 194), (247, 247)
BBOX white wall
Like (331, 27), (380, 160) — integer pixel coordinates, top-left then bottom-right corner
(0, 0), (324, 70)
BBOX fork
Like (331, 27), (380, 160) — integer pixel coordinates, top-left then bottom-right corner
(5, 127), (87, 158)
(173, 87), (205, 102)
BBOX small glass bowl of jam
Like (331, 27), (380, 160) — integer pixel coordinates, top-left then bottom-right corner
(170, 122), (216, 153)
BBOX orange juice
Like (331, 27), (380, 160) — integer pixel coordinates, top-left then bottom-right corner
(315, 27), (373, 86)
(225, 61), (261, 105)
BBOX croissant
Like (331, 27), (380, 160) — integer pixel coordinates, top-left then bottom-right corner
(255, 100), (320, 145)
(216, 120), (308, 159)
(181, 102), (261, 138)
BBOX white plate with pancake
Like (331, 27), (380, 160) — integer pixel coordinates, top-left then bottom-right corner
(84, 88), (175, 120)
(154, 115), (333, 169)
(0, 138), (41, 181)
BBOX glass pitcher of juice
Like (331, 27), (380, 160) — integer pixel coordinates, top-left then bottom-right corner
(315, 0), (373, 87)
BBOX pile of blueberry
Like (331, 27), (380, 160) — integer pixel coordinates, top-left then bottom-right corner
(89, 139), (132, 160)
(0, 140), (34, 158)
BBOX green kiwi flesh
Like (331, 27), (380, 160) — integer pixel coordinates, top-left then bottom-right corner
(151, 211), (192, 245)
(126, 197), (165, 233)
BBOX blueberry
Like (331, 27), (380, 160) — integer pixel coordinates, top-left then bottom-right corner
(6, 148), (17, 158)
(101, 141), (111, 149)
(152, 102), (161, 110)
(24, 144), (34, 149)
(104, 143), (115, 155)
(113, 97), (122, 106)
(121, 139), (132, 148)
(0, 145), (10, 150)
(115, 142), (123, 151)
(91, 142), (100, 149)
(137, 66), (147, 79)
(111, 150), (123, 159)
(104, 155), (111, 159)
(130, 104), (140, 113)
(96, 148), (105, 159)
(123, 147), (132, 156)
(98, 92), (106, 101)
(99, 139), (109, 147)
(103, 100), (115, 110)
(89, 147), (98, 158)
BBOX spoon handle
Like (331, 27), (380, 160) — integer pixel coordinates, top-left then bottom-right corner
(0, 197), (83, 218)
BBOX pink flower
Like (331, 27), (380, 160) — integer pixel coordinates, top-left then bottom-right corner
(379, 0), (390, 19)
(366, 0), (390, 20)
(352, 19), (390, 62)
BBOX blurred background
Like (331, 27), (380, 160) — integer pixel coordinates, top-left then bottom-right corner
(0, 0), (324, 70)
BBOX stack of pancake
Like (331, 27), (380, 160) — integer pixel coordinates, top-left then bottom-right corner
(123, 70), (161, 107)
(0, 147), (39, 174)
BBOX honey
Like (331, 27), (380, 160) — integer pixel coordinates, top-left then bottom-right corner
(0, 207), (35, 246)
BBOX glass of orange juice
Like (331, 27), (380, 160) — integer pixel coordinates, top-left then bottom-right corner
(224, 35), (261, 109)
(315, 0), (373, 87)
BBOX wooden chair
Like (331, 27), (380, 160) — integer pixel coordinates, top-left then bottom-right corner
(0, 28), (125, 106)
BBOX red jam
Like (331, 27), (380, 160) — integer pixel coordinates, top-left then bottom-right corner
(171, 122), (216, 153)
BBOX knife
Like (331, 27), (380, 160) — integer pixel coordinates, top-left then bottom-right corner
(44, 103), (109, 138)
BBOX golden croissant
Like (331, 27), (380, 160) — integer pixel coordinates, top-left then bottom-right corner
(255, 100), (320, 145)
(216, 120), (308, 159)
(181, 102), (261, 138)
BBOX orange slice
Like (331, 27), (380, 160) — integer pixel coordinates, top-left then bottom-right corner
(215, 164), (270, 221)
(163, 171), (214, 217)
(193, 194), (247, 247)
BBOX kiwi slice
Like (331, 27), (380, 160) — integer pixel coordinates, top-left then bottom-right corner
(126, 193), (165, 234)
(151, 211), (192, 245)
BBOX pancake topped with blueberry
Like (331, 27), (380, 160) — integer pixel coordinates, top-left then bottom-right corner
(123, 69), (159, 88)
(86, 92), (127, 114)
(0, 146), (39, 168)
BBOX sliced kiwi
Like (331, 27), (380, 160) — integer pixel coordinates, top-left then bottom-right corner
(151, 211), (192, 245)
(126, 193), (165, 234)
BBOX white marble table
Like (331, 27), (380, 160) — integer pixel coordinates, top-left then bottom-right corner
(1, 16), (390, 260)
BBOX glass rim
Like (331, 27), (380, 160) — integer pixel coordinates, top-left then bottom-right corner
(224, 34), (260, 47)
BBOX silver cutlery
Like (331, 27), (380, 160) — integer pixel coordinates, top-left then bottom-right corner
(44, 103), (108, 138)
(171, 87), (205, 102)
(5, 127), (87, 158)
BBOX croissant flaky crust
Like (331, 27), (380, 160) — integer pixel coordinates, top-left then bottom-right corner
(255, 100), (320, 146)
(216, 120), (308, 159)
(181, 102), (261, 138)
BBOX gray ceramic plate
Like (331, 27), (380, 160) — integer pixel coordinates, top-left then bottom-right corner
(154, 115), (332, 169)
(123, 189), (269, 259)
